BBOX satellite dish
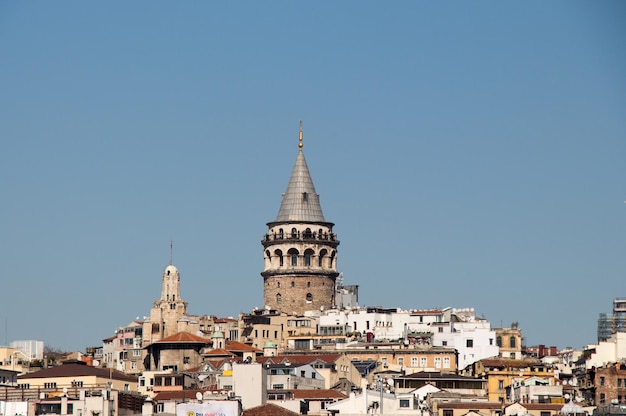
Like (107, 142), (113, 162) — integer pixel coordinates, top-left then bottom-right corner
(195, 392), (202, 401)
(93, 360), (100, 367)
(564, 394), (571, 401)
(63, 387), (68, 393)
(387, 378), (394, 387)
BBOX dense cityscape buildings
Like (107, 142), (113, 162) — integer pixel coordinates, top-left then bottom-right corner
(1, 128), (624, 416)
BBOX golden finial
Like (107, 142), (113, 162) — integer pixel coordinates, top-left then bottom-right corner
(299, 120), (303, 148)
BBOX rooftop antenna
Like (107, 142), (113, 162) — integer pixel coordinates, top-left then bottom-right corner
(170, 240), (173, 265)
(299, 120), (303, 149)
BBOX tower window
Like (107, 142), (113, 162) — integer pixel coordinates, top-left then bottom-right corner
(288, 248), (299, 266)
(275, 249), (283, 266)
(319, 249), (327, 267)
(291, 281), (295, 288)
(277, 294), (282, 304)
(278, 229), (284, 239)
(304, 228), (312, 239)
(291, 228), (297, 238)
(306, 293), (313, 302)
(307, 281), (311, 288)
(304, 249), (314, 266)
(277, 282), (280, 288)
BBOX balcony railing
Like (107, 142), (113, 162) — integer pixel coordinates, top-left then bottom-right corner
(263, 232), (337, 243)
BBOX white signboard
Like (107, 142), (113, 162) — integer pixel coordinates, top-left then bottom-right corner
(177, 401), (240, 416)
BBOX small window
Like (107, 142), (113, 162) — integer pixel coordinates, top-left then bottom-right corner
(291, 281), (295, 288)
(497, 336), (502, 347)
(276, 293), (282, 304)
(306, 293), (313, 302)
(600, 376), (605, 386)
(510, 336), (516, 348)
(399, 399), (410, 408)
(466, 339), (474, 348)
(307, 281), (311, 287)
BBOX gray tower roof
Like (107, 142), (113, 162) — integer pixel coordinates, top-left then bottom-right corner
(275, 148), (326, 222)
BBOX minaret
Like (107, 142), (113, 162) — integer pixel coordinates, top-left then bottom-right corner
(145, 244), (189, 342)
(261, 122), (340, 315)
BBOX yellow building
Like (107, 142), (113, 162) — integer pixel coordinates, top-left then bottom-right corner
(460, 358), (556, 402)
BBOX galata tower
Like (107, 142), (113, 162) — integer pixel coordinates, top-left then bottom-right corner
(261, 122), (340, 315)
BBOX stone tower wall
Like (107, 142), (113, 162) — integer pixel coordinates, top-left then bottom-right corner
(264, 274), (336, 315)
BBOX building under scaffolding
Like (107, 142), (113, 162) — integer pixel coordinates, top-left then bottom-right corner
(597, 298), (626, 342)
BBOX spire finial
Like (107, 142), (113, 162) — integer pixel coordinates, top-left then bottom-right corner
(298, 120), (303, 149)
(170, 240), (173, 265)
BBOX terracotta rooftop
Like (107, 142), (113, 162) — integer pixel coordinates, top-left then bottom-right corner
(18, 360), (136, 382)
(479, 358), (542, 368)
(225, 340), (262, 352)
(256, 354), (342, 366)
(290, 389), (347, 399)
(203, 348), (236, 357)
(243, 403), (300, 416)
(154, 332), (211, 344)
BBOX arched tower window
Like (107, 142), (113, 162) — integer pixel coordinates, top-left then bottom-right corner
(277, 282), (280, 288)
(291, 281), (295, 288)
(319, 249), (328, 267)
(304, 249), (314, 266)
(276, 293), (282, 304)
(291, 228), (298, 238)
(318, 229), (323, 239)
(288, 248), (299, 266)
(265, 250), (271, 262)
(274, 249), (284, 267)
(278, 229), (284, 239)
(330, 251), (336, 268)
(307, 281), (311, 288)
(496, 336), (502, 347)
(510, 336), (516, 348)
(306, 293), (313, 302)
(304, 228), (313, 239)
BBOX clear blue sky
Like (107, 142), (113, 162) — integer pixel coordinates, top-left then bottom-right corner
(1, 1), (624, 352)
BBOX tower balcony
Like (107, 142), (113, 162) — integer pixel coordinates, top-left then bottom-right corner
(262, 231), (339, 248)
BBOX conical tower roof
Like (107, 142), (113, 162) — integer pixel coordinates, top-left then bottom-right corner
(275, 123), (326, 223)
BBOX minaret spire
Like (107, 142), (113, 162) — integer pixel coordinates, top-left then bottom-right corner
(169, 240), (173, 265)
(299, 120), (303, 149)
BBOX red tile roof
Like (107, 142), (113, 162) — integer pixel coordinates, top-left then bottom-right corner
(225, 340), (262, 352)
(242, 403), (300, 416)
(479, 358), (542, 368)
(290, 389), (347, 399)
(203, 348), (236, 357)
(256, 354), (342, 366)
(155, 332), (211, 344)
(18, 360), (136, 382)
